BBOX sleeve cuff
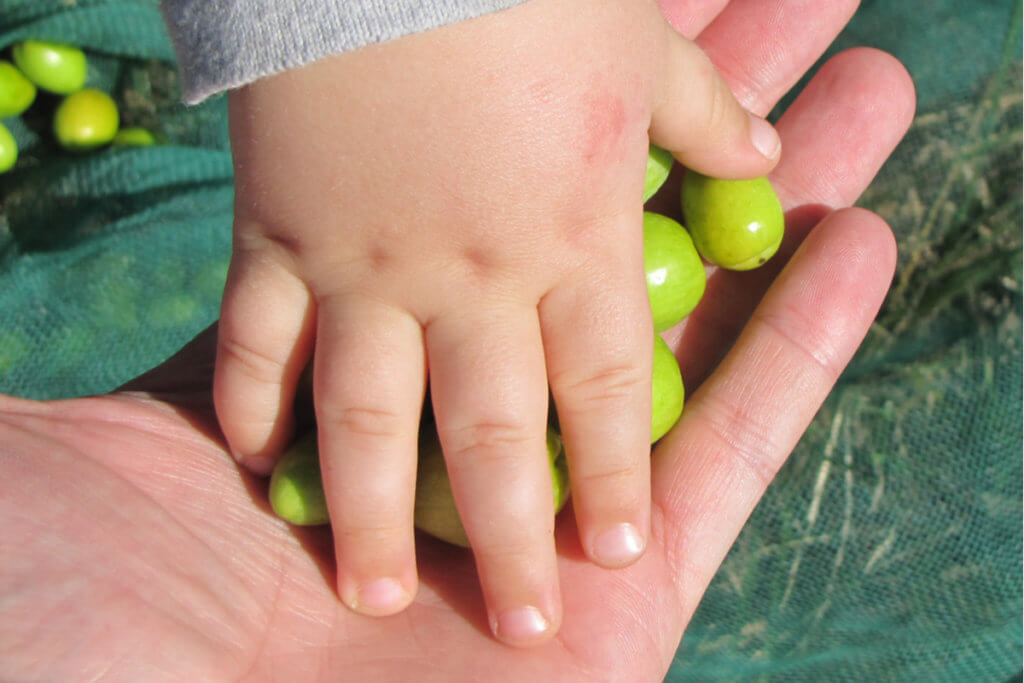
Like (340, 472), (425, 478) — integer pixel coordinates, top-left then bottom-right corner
(160, 0), (528, 104)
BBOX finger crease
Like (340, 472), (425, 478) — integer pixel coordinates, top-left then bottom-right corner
(324, 406), (404, 440)
(559, 365), (646, 404)
(751, 307), (843, 380)
(688, 393), (783, 490)
(219, 337), (286, 382)
(575, 464), (637, 487)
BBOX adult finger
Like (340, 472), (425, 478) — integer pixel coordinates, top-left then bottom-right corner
(652, 206), (897, 615)
(314, 294), (425, 617)
(768, 48), (916, 210)
(696, 0), (861, 116)
(670, 48), (916, 387)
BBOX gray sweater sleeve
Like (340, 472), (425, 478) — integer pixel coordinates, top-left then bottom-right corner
(159, 0), (528, 104)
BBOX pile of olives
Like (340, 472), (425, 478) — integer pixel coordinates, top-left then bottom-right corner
(268, 145), (784, 547)
(0, 40), (157, 173)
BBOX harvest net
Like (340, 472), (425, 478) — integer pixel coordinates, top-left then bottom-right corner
(1, 1), (1020, 680)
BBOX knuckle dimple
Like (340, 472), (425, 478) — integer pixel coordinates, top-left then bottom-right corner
(460, 245), (498, 278)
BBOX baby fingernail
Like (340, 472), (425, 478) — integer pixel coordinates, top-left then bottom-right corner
(492, 606), (550, 643)
(346, 577), (409, 616)
(590, 523), (644, 567)
(748, 114), (781, 160)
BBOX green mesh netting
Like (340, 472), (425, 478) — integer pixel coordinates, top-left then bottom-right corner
(1, 1), (1020, 681)
(668, 1), (1024, 681)
(0, 0), (232, 397)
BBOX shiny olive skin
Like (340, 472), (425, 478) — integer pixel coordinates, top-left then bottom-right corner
(643, 212), (706, 332)
(0, 121), (17, 173)
(53, 88), (119, 151)
(651, 334), (684, 442)
(111, 127), (157, 147)
(268, 431), (328, 525)
(644, 144), (674, 202)
(11, 40), (87, 95)
(0, 60), (36, 117)
(415, 425), (568, 547)
(269, 426), (570, 548)
(681, 171), (784, 270)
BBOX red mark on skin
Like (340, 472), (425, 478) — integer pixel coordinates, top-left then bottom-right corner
(581, 92), (627, 165)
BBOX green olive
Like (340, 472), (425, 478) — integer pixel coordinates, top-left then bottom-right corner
(644, 144), (674, 203)
(11, 40), (88, 95)
(269, 426), (571, 548)
(53, 88), (119, 151)
(0, 121), (17, 173)
(271, 334), (686, 534)
(268, 431), (328, 525)
(643, 212), (706, 332)
(652, 334), (684, 442)
(681, 172), (784, 270)
(0, 60), (36, 117)
(111, 127), (157, 147)
(415, 426), (568, 547)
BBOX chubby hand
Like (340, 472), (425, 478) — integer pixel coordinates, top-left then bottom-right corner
(217, 0), (779, 645)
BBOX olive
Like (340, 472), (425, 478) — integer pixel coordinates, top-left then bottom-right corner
(643, 211), (706, 331)
(53, 88), (119, 151)
(11, 40), (88, 95)
(111, 127), (157, 147)
(644, 144), (674, 202)
(651, 334), (684, 443)
(269, 425), (570, 549)
(0, 121), (17, 173)
(681, 172), (784, 270)
(0, 60), (36, 117)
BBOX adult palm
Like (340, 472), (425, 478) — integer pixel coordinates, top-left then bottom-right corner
(0, 1), (914, 680)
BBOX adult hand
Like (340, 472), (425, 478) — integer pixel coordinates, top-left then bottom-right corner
(0, 1), (914, 679)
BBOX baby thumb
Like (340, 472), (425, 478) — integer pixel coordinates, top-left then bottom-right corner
(649, 28), (780, 179)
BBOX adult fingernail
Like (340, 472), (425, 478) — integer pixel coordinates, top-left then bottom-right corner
(492, 606), (550, 644)
(590, 523), (645, 567)
(748, 114), (781, 160)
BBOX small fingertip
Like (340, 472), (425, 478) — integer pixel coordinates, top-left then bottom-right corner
(342, 576), (416, 617)
(748, 114), (781, 162)
(220, 415), (295, 476)
(588, 522), (646, 568)
(490, 605), (553, 647)
(235, 452), (277, 477)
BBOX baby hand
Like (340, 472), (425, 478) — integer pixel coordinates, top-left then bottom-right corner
(216, 0), (779, 646)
